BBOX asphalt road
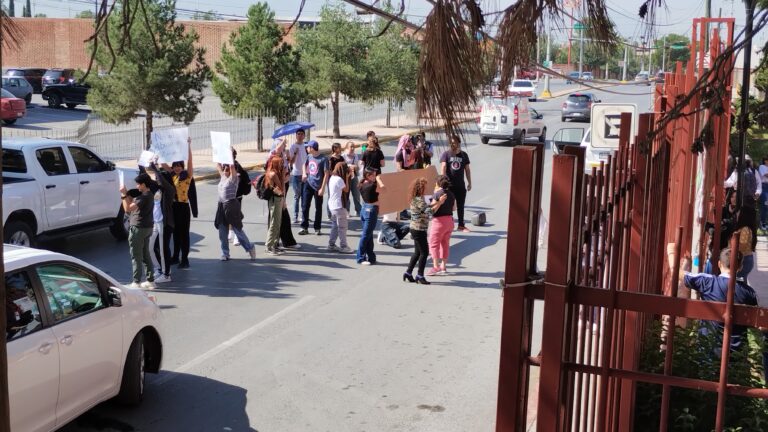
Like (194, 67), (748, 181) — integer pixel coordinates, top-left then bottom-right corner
(40, 82), (652, 432)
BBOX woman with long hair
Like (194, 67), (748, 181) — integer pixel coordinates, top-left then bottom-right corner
(404, 177), (447, 284)
(264, 156), (287, 256)
(343, 141), (362, 216)
(394, 134), (416, 171)
(356, 167), (385, 265)
(214, 163), (256, 261)
(428, 175), (456, 276)
(440, 134), (472, 232)
(362, 136), (385, 174)
(327, 162), (353, 253)
(270, 138), (300, 250)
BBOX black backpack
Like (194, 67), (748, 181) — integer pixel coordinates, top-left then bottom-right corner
(236, 165), (252, 196)
(253, 174), (273, 201)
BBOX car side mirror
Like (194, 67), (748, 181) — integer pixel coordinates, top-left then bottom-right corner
(106, 160), (116, 171)
(108, 287), (123, 307)
(535, 113), (543, 119)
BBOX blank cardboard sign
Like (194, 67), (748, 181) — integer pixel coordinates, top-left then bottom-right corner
(376, 166), (438, 215)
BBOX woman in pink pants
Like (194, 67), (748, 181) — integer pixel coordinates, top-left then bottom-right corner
(428, 175), (456, 276)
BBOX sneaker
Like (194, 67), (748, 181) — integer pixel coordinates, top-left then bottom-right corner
(155, 274), (172, 283)
(360, 261), (371, 266)
(315, 230), (322, 236)
(338, 246), (354, 254)
(140, 281), (156, 290)
(233, 238), (241, 246)
(128, 282), (141, 289)
(249, 247), (257, 260)
(228, 230), (234, 241)
(458, 226), (471, 233)
(220, 255), (230, 261)
(377, 232), (385, 244)
(437, 268), (449, 276)
(327, 244), (339, 251)
(284, 243), (302, 250)
(153, 271), (163, 280)
(265, 248), (281, 256)
(298, 229), (309, 235)
(426, 267), (440, 277)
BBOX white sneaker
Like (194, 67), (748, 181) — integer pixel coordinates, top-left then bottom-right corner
(228, 230), (234, 242)
(128, 282), (141, 289)
(338, 246), (354, 254)
(220, 255), (230, 261)
(140, 281), (156, 290)
(360, 261), (371, 266)
(327, 244), (339, 251)
(233, 238), (241, 246)
(284, 243), (302, 250)
(155, 274), (172, 284)
(377, 232), (385, 244)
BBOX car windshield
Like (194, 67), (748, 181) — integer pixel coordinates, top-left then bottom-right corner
(568, 95), (591, 103)
(3, 149), (27, 173)
(1, 88), (14, 98)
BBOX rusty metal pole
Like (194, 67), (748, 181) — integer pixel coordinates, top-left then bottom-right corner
(659, 227), (685, 430)
(714, 234), (739, 431)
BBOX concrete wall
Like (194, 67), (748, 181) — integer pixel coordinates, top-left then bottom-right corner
(1, 18), (297, 70)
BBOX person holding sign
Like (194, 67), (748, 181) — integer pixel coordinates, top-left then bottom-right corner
(169, 141), (196, 269)
(299, 141), (330, 236)
(214, 163), (257, 261)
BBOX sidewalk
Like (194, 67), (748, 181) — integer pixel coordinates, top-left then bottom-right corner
(115, 119), (440, 181)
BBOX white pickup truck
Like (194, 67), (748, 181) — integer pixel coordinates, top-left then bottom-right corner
(3, 138), (132, 246)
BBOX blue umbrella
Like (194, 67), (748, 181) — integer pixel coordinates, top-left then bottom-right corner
(271, 121), (315, 139)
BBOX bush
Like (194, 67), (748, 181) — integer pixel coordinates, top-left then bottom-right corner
(634, 320), (768, 431)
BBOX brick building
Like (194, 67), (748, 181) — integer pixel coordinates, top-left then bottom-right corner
(1, 17), (302, 70)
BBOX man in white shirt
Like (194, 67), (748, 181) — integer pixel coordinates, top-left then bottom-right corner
(760, 156), (768, 229)
(723, 155), (761, 208)
(288, 129), (308, 224)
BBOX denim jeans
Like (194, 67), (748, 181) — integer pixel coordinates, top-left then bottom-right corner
(218, 224), (253, 258)
(737, 253), (755, 281)
(301, 184), (323, 231)
(346, 176), (362, 215)
(356, 203), (379, 263)
(290, 175), (304, 220)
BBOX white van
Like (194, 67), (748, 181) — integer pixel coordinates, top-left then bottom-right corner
(478, 96), (546, 145)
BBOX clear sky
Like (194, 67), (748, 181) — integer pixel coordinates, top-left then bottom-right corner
(27, 0), (760, 44)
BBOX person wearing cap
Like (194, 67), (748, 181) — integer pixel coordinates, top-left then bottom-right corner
(288, 129), (308, 224)
(300, 140), (330, 235)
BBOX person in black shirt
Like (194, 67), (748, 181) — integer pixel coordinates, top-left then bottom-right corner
(121, 173), (155, 289)
(428, 175), (456, 276)
(362, 136), (386, 174)
(440, 134), (472, 232)
(356, 168), (385, 265)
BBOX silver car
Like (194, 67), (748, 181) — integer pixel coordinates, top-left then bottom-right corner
(561, 92), (600, 122)
(2, 76), (33, 104)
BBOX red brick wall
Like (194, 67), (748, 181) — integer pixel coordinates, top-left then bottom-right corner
(2, 18), (296, 70)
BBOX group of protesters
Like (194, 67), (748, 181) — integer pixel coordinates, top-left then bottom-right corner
(122, 129), (474, 289)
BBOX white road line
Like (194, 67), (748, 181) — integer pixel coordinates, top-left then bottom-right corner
(154, 295), (315, 386)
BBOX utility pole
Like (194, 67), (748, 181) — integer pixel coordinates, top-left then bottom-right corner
(622, 43), (628, 81)
(640, 36), (646, 71)
(578, 25), (584, 83)
(541, 21), (553, 98)
(535, 23), (541, 81)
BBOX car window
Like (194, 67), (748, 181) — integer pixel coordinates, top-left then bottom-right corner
(6, 271), (43, 341)
(68, 147), (106, 173)
(513, 81), (532, 87)
(36, 147), (70, 176)
(567, 95), (591, 103)
(1, 88), (13, 98)
(3, 149), (27, 173)
(36, 263), (104, 322)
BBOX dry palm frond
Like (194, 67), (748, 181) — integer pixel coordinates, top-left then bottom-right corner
(0, 13), (24, 50)
(417, 0), (485, 137)
(583, 0), (618, 54)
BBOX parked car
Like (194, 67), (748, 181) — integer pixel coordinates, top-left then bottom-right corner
(561, 92), (601, 122)
(42, 68), (76, 90)
(42, 82), (90, 109)
(516, 67), (537, 80)
(4, 68), (46, 93)
(2, 138), (132, 246)
(655, 71), (665, 84)
(2, 76), (33, 104)
(478, 96), (546, 145)
(566, 71), (580, 84)
(1, 88), (26, 125)
(581, 72), (594, 81)
(634, 71), (650, 85)
(507, 79), (537, 101)
(5, 244), (164, 432)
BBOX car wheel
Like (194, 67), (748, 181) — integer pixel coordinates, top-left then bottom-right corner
(539, 127), (547, 143)
(513, 130), (525, 146)
(4, 220), (35, 247)
(110, 206), (129, 241)
(3, 119), (16, 125)
(481, 136), (489, 144)
(117, 333), (145, 406)
(66, 103), (77, 110)
(47, 93), (62, 108)
(24, 94), (31, 104)
(561, 115), (566, 122)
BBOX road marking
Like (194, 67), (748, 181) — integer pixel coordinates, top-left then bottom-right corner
(154, 295), (315, 385)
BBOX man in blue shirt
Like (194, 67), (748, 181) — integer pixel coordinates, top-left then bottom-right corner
(299, 141), (330, 235)
(672, 246), (758, 352)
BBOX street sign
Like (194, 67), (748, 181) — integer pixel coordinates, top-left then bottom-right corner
(574, 22), (585, 30)
(543, 60), (552, 68)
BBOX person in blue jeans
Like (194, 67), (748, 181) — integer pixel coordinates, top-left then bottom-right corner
(288, 129), (308, 223)
(357, 168), (385, 265)
(299, 141), (330, 235)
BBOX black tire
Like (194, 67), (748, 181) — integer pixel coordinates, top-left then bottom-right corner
(561, 115), (566, 122)
(513, 130), (525, 146)
(3, 119), (16, 125)
(24, 94), (31, 104)
(539, 127), (547, 143)
(47, 93), (62, 108)
(66, 103), (77, 110)
(117, 333), (145, 406)
(481, 136), (489, 144)
(110, 206), (129, 240)
(4, 220), (35, 247)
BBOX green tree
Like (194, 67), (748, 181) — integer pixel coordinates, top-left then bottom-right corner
(296, 1), (369, 138)
(33, 12), (45, 17)
(366, 9), (419, 127)
(192, 10), (217, 20)
(653, 34), (690, 72)
(87, 0), (211, 148)
(75, 10), (94, 19)
(212, 2), (307, 151)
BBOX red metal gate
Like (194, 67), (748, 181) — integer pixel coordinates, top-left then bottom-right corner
(495, 18), (768, 431)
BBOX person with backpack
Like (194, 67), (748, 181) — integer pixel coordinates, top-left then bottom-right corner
(214, 163), (256, 261)
(263, 156), (287, 256)
(229, 148), (252, 246)
(299, 141), (330, 236)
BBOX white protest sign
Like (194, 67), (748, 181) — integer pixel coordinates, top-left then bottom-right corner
(150, 127), (189, 163)
(211, 131), (234, 165)
(138, 150), (155, 167)
(118, 170), (125, 189)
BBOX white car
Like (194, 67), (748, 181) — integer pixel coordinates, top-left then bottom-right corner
(5, 245), (163, 432)
(478, 96), (546, 145)
(507, 79), (537, 101)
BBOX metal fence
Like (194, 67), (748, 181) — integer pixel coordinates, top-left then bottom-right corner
(2, 99), (418, 161)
